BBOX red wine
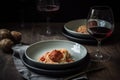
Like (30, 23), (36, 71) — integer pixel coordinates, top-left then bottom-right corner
(45, 5), (59, 12)
(88, 27), (112, 40)
(38, 5), (59, 12)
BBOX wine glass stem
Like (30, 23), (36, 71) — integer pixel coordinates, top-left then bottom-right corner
(46, 16), (50, 27)
(46, 16), (51, 35)
(96, 40), (103, 59)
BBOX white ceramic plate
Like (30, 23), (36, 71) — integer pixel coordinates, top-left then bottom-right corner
(25, 40), (88, 70)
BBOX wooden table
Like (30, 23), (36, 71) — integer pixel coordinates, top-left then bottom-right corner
(0, 22), (120, 80)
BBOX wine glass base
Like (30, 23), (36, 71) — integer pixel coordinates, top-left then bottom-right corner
(45, 29), (58, 36)
(46, 30), (52, 35)
(89, 52), (111, 62)
(45, 26), (56, 36)
(46, 31), (56, 36)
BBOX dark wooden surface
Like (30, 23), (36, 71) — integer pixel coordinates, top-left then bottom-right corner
(0, 22), (120, 80)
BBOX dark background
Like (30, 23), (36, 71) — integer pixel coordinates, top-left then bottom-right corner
(0, 0), (119, 23)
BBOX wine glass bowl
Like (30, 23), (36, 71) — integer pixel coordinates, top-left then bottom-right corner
(87, 6), (114, 62)
(87, 19), (113, 40)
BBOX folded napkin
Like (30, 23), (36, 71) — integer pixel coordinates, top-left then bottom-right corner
(12, 44), (88, 80)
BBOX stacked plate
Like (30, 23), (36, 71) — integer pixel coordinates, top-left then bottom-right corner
(62, 19), (97, 44)
(21, 40), (90, 77)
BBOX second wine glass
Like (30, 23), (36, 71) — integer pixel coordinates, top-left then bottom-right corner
(37, 0), (60, 35)
(87, 6), (114, 62)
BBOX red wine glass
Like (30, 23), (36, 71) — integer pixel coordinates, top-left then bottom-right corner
(37, 0), (60, 35)
(87, 6), (114, 62)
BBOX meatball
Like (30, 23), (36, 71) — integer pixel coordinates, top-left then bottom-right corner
(49, 50), (63, 62)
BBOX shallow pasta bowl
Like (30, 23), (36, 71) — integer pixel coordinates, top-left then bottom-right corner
(24, 40), (89, 70)
(64, 19), (92, 38)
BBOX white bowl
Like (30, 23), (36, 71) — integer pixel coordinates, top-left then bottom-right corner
(25, 40), (89, 70)
(64, 19), (92, 38)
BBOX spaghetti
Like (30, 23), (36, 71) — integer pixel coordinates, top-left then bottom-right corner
(76, 25), (88, 34)
(38, 49), (74, 64)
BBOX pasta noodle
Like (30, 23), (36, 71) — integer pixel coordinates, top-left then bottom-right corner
(38, 49), (74, 64)
(76, 25), (88, 34)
